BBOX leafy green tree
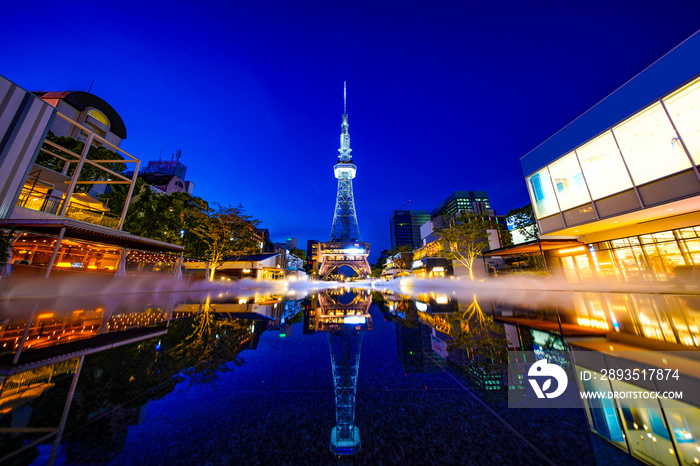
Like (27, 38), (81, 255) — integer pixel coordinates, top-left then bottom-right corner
(191, 204), (261, 281)
(505, 204), (539, 241)
(107, 182), (209, 256)
(37, 132), (127, 194)
(290, 248), (306, 260)
(434, 211), (495, 280)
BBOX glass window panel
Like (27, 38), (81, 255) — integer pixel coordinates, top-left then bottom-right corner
(640, 234), (655, 244)
(576, 131), (634, 199)
(612, 379), (677, 466)
(644, 244), (669, 280)
(611, 238), (630, 248)
(659, 397), (700, 466)
(664, 77), (700, 164)
(548, 152), (591, 210)
(613, 102), (692, 185)
(652, 231), (675, 243)
(527, 169), (559, 219)
(678, 228), (699, 239)
(682, 238), (700, 265)
(577, 367), (627, 449)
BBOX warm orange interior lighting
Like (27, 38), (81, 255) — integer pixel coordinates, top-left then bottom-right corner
(558, 246), (586, 255)
(37, 313), (55, 319)
(87, 265), (98, 269)
(56, 262), (71, 267)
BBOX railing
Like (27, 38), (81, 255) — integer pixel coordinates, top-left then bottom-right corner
(16, 187), (120, 229)
(64, 204), (120, 228)
(16, 188), (62, 214)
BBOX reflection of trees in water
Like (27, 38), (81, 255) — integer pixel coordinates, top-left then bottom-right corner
(172, 303), (251, 384)
(449, 294), (508, 380)
(56, 306), (253, 463)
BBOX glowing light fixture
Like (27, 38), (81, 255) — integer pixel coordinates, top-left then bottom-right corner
(558, 246), (585, 254)
(344, 316), (366, 324)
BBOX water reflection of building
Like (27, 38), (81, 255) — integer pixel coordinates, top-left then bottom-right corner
(313, 290), (372, 455)
(0, 295), (179, 464)
(519, 30), (700, 283)
(493, 290), (700, 349)
(0, 292), (269, 463)
(570, 346), (700, 466)
(483, 289), (700, 466)
(383, 294), (454, 374)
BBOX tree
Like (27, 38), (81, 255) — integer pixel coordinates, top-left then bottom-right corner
(290, 248), (306, 260)
(450, 298), (509, 375)
(505, 204), (539, 242)
(106, 182), (210, 255)
(191, 203), (261, 281)
(38, 132), (127, 194)
(504, 204), (546, 271)
(434, 211), (495, 280)
(171, 302), (250, 384)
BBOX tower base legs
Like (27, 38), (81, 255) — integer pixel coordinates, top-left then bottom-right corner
(330, 425), (361, 456)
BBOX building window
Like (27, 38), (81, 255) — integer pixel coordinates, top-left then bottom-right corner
(548, 151), (591, 210)
(576, 131), (634, 200)
(527, 169), (558, 219)
(613, 102), (691, 185)
(663, 77), (700, 165)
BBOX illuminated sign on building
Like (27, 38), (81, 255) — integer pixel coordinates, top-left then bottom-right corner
(576, 317), (609, 330)
(557, 246), (586, 255)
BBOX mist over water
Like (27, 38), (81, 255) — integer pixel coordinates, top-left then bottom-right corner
(3, 272), (697, 306)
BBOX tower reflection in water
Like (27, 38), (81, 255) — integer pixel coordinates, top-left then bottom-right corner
(309, 289), (372, 456)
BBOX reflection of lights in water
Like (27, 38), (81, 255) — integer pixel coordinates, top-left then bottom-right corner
(577, 317), (609, 330)
(344, 316), (366, 324)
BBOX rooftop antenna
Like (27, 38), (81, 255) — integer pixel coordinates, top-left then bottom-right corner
(88, 79), (94, 93)
(343, 81), (347, 114)
(158, 147), (163, 161)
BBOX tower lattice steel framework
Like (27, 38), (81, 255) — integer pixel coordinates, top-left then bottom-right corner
(330, 82), (360, 241)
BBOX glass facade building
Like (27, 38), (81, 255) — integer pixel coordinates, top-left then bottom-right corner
(526, 75), (700, 233)
(430, 191), (491, 220)
(389, 210), (430, 250)
(521, 30), (700, 283)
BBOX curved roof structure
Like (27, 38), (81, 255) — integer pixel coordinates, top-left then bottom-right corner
(33, 90), (127, 139)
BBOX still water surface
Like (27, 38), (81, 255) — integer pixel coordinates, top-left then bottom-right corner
(2, 284), (692, 465)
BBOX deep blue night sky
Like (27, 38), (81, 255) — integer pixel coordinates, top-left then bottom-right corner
(2, 1), (700, 261)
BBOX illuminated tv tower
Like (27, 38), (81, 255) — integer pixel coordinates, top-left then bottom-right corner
(330, 82), (360, 241)
(318, 83), (371, 279)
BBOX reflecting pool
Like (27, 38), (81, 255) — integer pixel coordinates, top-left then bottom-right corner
(3, 282), (699, 465)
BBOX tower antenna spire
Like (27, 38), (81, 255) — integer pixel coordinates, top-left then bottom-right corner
(343, 81), (347, 114)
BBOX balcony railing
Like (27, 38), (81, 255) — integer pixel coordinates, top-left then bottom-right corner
(16, 187), (120, 229)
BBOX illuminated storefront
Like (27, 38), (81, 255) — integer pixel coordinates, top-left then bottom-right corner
(521, 30), (700, 283)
